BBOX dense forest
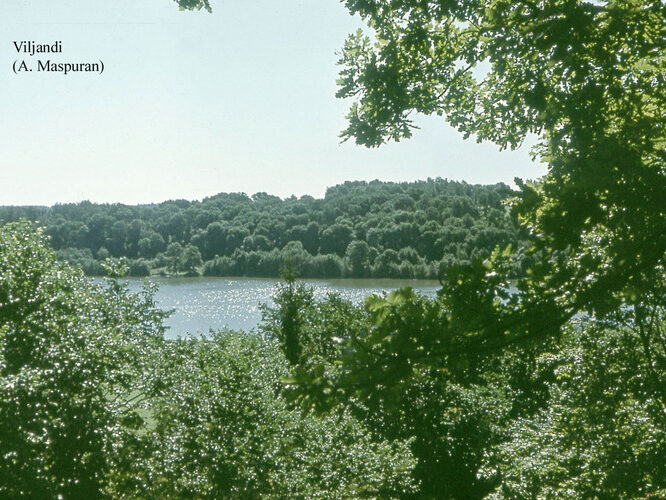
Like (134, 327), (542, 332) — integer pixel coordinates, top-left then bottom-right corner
(0, 179), (529, 279)
(2, 221), (665, 498)
(2, 0), (664, 498)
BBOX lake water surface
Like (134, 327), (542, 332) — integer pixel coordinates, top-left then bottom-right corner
(122, 277), (441, 338)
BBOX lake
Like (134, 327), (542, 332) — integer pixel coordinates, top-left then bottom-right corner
(120, 277), (441, 338)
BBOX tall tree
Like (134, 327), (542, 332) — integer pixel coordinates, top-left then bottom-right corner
(0, 223), (167, 497)
(336, 0), (665, 316)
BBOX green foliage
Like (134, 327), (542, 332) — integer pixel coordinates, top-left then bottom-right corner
(0, 223), (417, 498)
(345, 239), (371, 277)
(337, 0), (665, 318)
(182, 244), (203, 276)
(263, 269), (666, 498)
(1, 179), (526, 280)
(338, 0), (663, 150)
(273, 268), (311, 365)
(165, 241), (184, 272)
(328, 3), (665, 493)
(261, 285), (520, 497)
(175, 0), (211, 13)
(5, 2), (663, 496)
(129, 330), (416, 498)
(127, 258), (151, 277)
(482, 319), (666, 498)
(0, 222), (167, 497)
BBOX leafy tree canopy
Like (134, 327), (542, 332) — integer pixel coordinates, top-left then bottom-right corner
(0, 222), (168, 497)
(337, 0), (665, 316)
(1, 179), (524, 280)
(175, 0), (211, 12)
(0, 222), (418, 498)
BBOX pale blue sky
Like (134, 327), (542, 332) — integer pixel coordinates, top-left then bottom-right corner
(1, 0), (546, 206)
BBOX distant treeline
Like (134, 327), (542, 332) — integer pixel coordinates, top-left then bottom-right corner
(0, 179), (531, 278)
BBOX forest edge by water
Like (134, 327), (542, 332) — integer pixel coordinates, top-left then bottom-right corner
(2, 0), (665, 497)
(0, 178), (531, 280)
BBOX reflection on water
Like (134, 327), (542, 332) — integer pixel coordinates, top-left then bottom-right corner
(120, 277), (440, 338)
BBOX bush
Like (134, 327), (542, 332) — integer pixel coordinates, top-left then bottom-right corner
(139, 331), (416, 498)
(482, 320), (666, 498)
(0, 223), (167, 497)
(128, 258), (151, 277)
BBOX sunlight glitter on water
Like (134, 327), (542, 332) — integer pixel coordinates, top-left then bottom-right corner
(121, 277), (440, 338)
